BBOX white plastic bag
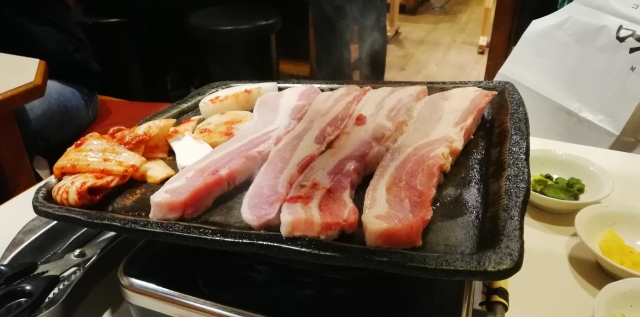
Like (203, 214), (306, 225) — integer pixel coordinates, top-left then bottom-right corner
(495, 0), (640, 153)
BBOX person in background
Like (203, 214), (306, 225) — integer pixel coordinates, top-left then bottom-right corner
(309, 0), (387, 81)
(0, 0), (100, 161)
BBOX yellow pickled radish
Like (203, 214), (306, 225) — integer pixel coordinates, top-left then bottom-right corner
(602, 228), (625, 244)
(598, 228), (640, 273)
(632, 250), (640, 271)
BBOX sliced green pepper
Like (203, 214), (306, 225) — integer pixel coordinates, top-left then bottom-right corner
(554, 177), (567, 187)
(566, 177), (585, 194)
(539, 184), (579, 201)
(532, 173), (586, 201)
(531, 175), (553, 192)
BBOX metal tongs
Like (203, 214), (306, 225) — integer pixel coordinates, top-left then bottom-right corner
(0, 233), (114, 317)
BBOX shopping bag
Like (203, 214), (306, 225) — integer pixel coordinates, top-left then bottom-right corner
(495, 0), (640, 153)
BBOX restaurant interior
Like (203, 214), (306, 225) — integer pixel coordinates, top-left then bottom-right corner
(0, 0), (552, 203)
(1, 0), (639, 316)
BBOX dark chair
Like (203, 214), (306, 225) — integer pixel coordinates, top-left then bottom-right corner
(185, 5), (282, 85)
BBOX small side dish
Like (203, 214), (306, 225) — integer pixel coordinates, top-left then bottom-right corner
(593, 278), (640, 317)
(575, 204), (640, 279)
(528, 149), (613, 213)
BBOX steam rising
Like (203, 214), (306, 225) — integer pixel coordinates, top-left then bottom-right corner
(310, 0), (387, 81)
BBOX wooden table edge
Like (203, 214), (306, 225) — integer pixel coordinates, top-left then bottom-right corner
(0, 60), (48, 115)
(0, 60), (47, 201)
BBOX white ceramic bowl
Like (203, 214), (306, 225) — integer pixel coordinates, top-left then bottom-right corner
(529, 149), (614, 213)
(575, 204), (640, 280)
(594, 278), (640, 317)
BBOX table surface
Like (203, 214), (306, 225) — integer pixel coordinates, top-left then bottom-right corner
(0, 52), (39, 94)
(1, 136), (639, 316)
(512, 138), (640, 317)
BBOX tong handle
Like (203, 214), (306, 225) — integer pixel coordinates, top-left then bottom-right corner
(0, 263), (38, 288)
(480, 280), (509, 315)
(0, 275), (59, 317)
(488, 280), (509, 309)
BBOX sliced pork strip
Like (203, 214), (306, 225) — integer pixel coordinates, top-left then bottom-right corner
(241, 86), (369, 230)
(362, 87), (496, 249)
(280, 86), (429, 239)
(149, 85), (321, 220)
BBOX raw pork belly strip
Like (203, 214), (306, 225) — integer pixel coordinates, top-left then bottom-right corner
(149, 85), (321, 220)
(242, 86), (369, 230)
(362, 87), (496, 249)
(280, 86), (429, 239)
